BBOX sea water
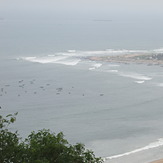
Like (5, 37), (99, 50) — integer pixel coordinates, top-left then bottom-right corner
(1, 19), (163, 163)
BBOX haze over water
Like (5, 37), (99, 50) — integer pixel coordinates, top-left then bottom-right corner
(1, 1), (163, 162)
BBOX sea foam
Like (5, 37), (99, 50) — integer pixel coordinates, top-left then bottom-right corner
(152, 48), (163, 53)
(134, 81), (145, 84)
(89, 63), (102, 70)
(104, 138), (163, 161)
(54, 49), (148, 58)
(20, 55), (80, 66)
(118, 72), (152, 81)
(107, 70), (118, 73)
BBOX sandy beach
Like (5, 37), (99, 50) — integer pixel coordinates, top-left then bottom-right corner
(150, 159), (163, 163)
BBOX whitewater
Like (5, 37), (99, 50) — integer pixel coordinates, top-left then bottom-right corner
(104, 138), (163, 161)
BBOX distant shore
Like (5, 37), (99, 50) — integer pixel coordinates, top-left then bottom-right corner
(88, 53), (163, 66)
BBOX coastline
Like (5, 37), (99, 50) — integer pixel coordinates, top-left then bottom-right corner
(88, 53), (163, 66)
(88, 52), (163, 163)
(150, 159), (163, 163)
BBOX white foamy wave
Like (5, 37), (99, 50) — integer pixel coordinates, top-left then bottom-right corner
(105, 49), (148, 54)
(94, 63), (102, 68)
(23, 57), (37, 60)
(55, 59), (80, 66)
(65, 48), (162, 57)
(89, 67), (95, 70)
(48, 54), (55, 57)
(64, 48), (163, 58)
(80, 50), (111, 55)
(55, 49), (149, 58)
(119, 72), (152, 81)
(56, 50), (110, 57)
(107, 70), (118, 73)
(104, 138), (163, 161)
(134, 81), (145, 84)
(25, 56), (68, 64)
(20, 56), (80, 66)
(108, 64), (120, 67)
(67, 50), (76, 53)
(82, 49), (147, 56)
(89, 63), (102, 70)
(152, 48), (163, 53)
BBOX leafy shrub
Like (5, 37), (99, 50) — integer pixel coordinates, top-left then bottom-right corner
(0, 113), (103, 163)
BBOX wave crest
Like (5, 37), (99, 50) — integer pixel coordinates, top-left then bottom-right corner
(104, 138), (163, 161)
(19, 55), (81, 66)
(119, 72), (152, 80)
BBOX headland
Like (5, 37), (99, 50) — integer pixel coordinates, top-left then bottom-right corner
(88, 53), (163, 66)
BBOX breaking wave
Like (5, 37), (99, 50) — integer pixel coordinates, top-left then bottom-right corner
(104, 138), (163, 161)
(89, 63), (102, 70)
(64, 48), (163, 56)
(107, 70), (118, 73)
(58, 49), (149, 57)
(118, 72), (152, 81)
(18, 55), (81, 66)
(134, 80), (145, 84)
(152, 48), (163, 53)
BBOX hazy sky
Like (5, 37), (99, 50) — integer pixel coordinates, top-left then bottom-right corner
(0, 0), (163, 20)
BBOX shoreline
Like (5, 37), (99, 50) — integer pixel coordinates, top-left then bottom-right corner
(88, 53), (163, 163)
(87, 53), (163, 66)
(150, 159), (163, 163)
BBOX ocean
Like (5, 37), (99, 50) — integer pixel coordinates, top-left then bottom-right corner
(1, 18), (163, 163)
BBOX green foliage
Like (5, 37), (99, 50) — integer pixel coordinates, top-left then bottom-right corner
(0, 112), (25, 163)
(0, 112), (17, 129)
(0, 113), (103, 163)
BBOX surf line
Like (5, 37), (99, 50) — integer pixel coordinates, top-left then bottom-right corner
(103, 138), (163, 161)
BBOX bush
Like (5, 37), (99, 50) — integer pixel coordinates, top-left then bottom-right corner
(0, 113), (103, 163)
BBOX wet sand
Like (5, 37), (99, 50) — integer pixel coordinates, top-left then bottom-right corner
(150, 159), (163, 163)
